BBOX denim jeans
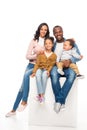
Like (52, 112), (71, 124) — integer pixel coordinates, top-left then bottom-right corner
(36, 69), (48, 94)
(12, 63), (34, 111)
(50, 66), (76, 104)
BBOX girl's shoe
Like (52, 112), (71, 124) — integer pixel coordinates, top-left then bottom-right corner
(34, 95), (41, 101)
(5, 111), (16, 117)
(39, 97), (45, 104)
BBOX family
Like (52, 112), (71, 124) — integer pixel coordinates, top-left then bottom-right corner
(6, 23), (84, 117)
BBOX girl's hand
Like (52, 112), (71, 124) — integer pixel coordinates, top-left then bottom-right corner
(47, 71), (50, 77)
(31, 73), (35, 77)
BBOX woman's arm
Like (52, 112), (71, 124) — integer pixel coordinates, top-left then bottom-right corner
(26, 40), (37, 60)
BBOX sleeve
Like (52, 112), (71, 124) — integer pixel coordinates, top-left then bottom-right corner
(71, 48), (81, 59)
(26, 40), (37, 60)
(32, 55), (40, 73)
(71, 43), (81, 63)
(73, 43), (81, 55)
(48, 54), (57, 72)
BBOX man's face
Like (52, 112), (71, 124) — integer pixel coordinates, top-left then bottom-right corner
(53, 27), (63, 41)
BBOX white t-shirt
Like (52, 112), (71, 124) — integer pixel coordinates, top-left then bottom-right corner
(54, 42), (64, 62)
(38, 37), (44, 47)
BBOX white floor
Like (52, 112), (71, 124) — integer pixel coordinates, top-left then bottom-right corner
(0, 78), (87, 130)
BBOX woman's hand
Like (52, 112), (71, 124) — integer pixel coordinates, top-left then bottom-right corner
(37, 50), (44, 55)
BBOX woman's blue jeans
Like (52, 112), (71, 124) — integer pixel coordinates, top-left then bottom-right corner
(50, 66), (76, 104)
(36, 69), (48, 95)
(12, 63), (34, 111)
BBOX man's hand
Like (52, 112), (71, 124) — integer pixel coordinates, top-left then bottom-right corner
(62, 60), (71, 68)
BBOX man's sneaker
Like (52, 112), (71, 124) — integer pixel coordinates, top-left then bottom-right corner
(54, 102), (61, 113)
(61, 104), (65, 110)
(17, 104), (27, 112)
(5, 111), (16, 117)
(77, 74), (85, 79)
(57, 69), (64, 75)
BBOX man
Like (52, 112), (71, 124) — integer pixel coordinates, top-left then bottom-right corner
(50, 25), (83, 113)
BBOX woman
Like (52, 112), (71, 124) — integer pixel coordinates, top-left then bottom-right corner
(6, 23), (50, 117)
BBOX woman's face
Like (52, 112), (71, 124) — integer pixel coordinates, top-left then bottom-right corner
(40, 25), (48, 38)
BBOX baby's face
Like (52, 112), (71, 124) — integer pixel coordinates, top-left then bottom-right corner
(63, 41), (72, 51)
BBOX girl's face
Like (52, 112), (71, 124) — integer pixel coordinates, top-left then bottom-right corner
(40, 25), (48, 38)
(44, 39), (53, 51)
(63, 41), (72, 50)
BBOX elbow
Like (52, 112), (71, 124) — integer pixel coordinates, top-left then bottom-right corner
(26, 54), (29, 60)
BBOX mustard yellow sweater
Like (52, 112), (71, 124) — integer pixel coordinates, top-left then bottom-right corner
(33, 52), (57, 73)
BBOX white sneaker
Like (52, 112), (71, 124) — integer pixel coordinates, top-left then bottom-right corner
(57, 69), (64, 75)
(61, 104), (65, 110)
(17, 104), (27, 112)
(54, 102), (61, 113)
(5, 111), (16, 117)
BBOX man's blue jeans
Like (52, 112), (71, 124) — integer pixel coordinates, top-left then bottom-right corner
(36, 69), (48, 94)
(12, 63), (34, 111)
(50, 66), (76, 104)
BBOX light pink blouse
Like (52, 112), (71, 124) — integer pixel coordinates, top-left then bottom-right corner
(26, 39), (44, 64)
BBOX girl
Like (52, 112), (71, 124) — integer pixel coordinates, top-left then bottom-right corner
(31, 37), (57, 103)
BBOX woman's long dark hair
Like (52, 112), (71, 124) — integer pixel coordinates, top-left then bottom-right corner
(33, 23), (50, 41)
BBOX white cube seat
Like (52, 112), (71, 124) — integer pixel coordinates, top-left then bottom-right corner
(28, 77), (78, 127)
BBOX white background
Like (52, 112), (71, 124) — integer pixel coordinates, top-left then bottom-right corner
(0, 0), (87, 129)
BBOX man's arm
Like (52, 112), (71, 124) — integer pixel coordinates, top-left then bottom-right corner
(71, 43), (82, 63)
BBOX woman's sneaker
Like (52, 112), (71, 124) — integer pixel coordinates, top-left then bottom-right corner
(5, 111), (16, 117)
(17, 104), (27, 112)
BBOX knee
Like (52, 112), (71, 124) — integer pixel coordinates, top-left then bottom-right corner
(68, 69), (76, 82)
(36, 72), (41, 79)
(50, 66), (58, 77)
(25, 70), (32, 77)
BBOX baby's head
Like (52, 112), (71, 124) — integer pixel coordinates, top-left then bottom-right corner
(63, 39), (74, 51)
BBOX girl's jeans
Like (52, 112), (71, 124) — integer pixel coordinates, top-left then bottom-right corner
(36, 69), (48, 95)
